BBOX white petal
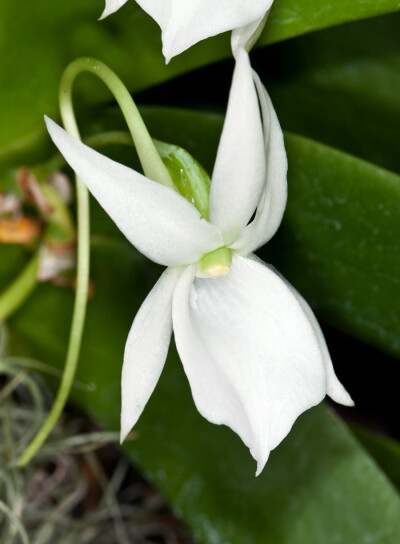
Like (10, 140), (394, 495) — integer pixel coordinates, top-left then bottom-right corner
(136, 0), (273, 62)
(45, 117), (223, 267)
(231, 13), (269, 57)
(290, 289), (354, 406)
(209, 49), (266, 245)
(172, 255), (327, 475)
(121, 266), (182, 442)
(282, 275), (354, 405)
(231, 72), (288, 255)
(100, 0), (128, 19)
(248, 254), (354, 406)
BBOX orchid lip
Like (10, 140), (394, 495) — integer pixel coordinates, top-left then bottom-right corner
(197, 246), (232, 278)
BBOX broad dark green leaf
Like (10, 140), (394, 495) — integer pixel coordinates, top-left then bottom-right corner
(272, 133), (400, 356)
(2, 101), (400, 541)
(1, 0), (400, 166)
(2, 102), (399, 355)
(146, 14), (400, 174)
(262, 13), (400, 173)
(6, 239), (400, 544)
(352, 426), (400, 492)
(139, 107), (400, 356)
(261, 0), (400, 45)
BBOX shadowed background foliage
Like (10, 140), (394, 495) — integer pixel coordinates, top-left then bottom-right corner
(1, 1), (400, 542)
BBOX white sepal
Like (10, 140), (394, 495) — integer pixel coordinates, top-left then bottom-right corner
(290, 286), (354, 407)
(172, 255), (327, 475)
(282, 273), (354, 406)
(210, 49), (266, 245)
(231, 72), (288, 255)
(45, 117), (223, 267)
(248, 254), (354, 407)
(231, 13), (269, 58)
(100, 0), (128, 19)
(136, 0), (274, 62)
(121, 266), (183, 442)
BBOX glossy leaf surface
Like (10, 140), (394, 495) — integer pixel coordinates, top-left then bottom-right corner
(6, 239), (400, 544)
(2, 100), (399, 541)
(1, 1), (400, 165)
(141, 107), (400, 356)
(2, 102), (399, 355)
(262, 14), (400, 173)
(352, 426), (400, 492)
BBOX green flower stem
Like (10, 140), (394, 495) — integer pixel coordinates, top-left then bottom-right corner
(59, 57), (175, 189)
(18, 64), (92, 467)
(41, 184), (76, 244)
(0, 253), (39, 323)
(18, 57), (176, 466)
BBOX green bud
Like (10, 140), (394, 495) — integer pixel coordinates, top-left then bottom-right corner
(154, 140), (210, 220)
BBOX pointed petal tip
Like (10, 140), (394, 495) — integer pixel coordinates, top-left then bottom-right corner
(99, 0), (127, 20)
(251, 443), (270, 477)
(161, 43), (174, 65)
(44, 115), (58, 135)
(331, 395), (355, 408)
(44, 116), (70, 149)
(98, 4), (110, 20)
(255, 454), (269, 477)
(338, 387), (355, 407)
(343, 394), (355, 408)
(120, 423), (130, 445)
(328, 381), (354, 407)
(45, 116), (64, 144)
(98, 5), (115, 21)
(120, 407), (138, 446)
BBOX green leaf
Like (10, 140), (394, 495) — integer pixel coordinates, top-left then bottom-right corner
(264, 13), (400, 173)
(3, 101), (399, 539)
(271, 133), (400, 356)
(3, 102), (398, 355)
(140, 107), (400, 356)
(262, 0), (400, 45)
(1, 1), (400, 165)
(352, 426), (400, 492)
(6, 239), (400, 544)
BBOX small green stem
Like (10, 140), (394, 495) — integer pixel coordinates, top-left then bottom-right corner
(18, 57), (174, 466)
(0, 253), (39, 323)
(18, 65), (92, 466)
(59, 57), (174, 189)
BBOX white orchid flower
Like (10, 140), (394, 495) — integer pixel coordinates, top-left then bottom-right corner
(100, 0), (274, 62)
(45, 47), (352, 475)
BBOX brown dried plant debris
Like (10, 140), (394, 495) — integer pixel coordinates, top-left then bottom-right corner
(0, 345), (195, 544)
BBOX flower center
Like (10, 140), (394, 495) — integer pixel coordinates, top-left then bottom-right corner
(197, 247), (232, 278)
